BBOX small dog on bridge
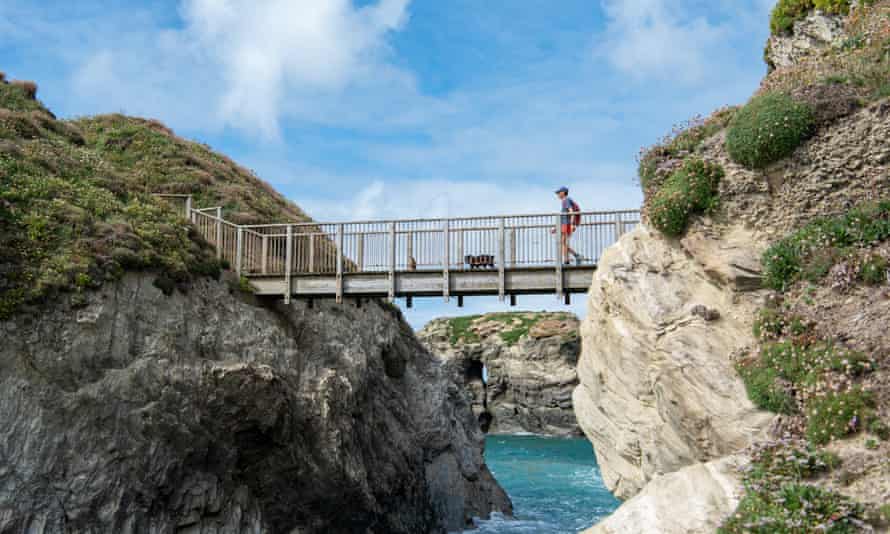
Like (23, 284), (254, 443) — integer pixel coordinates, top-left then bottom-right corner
(465, 254), (495, 269)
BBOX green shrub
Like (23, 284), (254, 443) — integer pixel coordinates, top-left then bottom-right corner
(813, 0), (858, 15)
(720, 484), (863, 533)
(737, 363), (797, 414)
(806, 389), (874, 445)
(720, 440), (861, 533)
(726, 93), (815, 169)
(868, 418), (889, 440)
(865, 438), (878, 450)
(752, 308), (809, 341)
(648, 158), (724, 236)
(860, 254), (887, 285)
(636, 108), (737, 190)
(770, 0), (814, 35)
(762, 201), (890, 291)
(761, 341), (872, 386)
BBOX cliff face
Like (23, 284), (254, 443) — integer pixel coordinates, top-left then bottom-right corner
(418, 313), (581, 436)
(577, 2), (890, 531)
(572, 225), (774, 499)
(0, 274), (511, 533)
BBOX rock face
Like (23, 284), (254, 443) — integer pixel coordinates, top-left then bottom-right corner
(584, 456), (745, 534)
(572, 226), (775, 499)
(0, 274), (511, 533)
(418, 313), (581, 436)
(765, 12), (845, 71)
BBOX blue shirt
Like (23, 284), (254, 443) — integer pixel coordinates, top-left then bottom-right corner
(561, 197), (576, 224)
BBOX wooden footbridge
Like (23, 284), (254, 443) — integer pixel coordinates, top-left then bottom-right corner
(158, 195), (639, 306)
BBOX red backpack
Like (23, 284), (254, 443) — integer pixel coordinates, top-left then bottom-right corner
(569, 199), (581, 226)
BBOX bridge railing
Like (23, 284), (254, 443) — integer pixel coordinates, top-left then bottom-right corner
(157, 194), (640, 298)
(234, 210), (639, 276)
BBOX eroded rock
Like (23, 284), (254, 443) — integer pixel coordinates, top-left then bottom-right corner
(573, 227), (775, 499)
(0, 274), (511, 533)
(418, 313), (581, 436)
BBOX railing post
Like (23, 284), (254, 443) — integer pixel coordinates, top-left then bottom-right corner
(509, 228), (516, 267)
(615, 215), (625, 239)
(308, 234), (315, 274)
(498, 217), (505, 302)
(357, 234), (365, 272)
(336, 223), (344, 304)
(456, 230), (464, 268)
(284, 224), (292, 305)
(185, 195), (192, 221)
(215, 207), (222, 260)
(407, 231), (414, 266)
(389, 222), (397, 302)
(443, 220), (450, 302)
(554, 214), (563, 299)
(235, 226), (243, 277)
(261, 234), (269, 274)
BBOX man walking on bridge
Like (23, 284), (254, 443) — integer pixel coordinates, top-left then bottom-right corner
(554, 186), (582, 265)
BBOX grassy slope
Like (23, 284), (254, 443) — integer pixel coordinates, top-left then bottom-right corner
(447, 311), (577, 346)
(0, 79), (311, 318)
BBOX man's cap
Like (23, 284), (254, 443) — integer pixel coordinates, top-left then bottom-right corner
(555, 186), (569, 194)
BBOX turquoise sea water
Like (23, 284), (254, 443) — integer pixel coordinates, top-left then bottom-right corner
(470, 435), (620, 534)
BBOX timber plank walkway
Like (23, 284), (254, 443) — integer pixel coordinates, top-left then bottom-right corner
(157, 194), (639, 306)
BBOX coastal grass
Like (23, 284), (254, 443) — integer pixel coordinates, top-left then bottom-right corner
(719, 440), (863, 533)
(447, 312), (575, 346)
(0, 76), (312, 319)
(859, 254), (888, 285)
(806, 388), (875, 445)
(739, 304), (877, 442)
(770, 0), (874, 35)
(637, 107), (736, 190)
(648, 158), (724, 237)
(762, 201), (890, 291)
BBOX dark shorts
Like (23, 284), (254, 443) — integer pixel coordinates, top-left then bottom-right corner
(561, 224), (575, 236)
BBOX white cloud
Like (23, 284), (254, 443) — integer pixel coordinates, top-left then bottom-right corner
(597, 0), (729, 84)
(64, 0), (410, 137)
(179, 0), (409, 137)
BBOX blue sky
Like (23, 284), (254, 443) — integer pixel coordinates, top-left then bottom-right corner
(1, 0), (774, 328)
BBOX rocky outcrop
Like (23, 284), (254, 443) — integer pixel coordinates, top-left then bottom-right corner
(418, 313), (581, 436)
(572, 226), (775, 499)
(584, 456), (745, 534)
(0, 274), (511, 533)
(765, 12), (845, 71)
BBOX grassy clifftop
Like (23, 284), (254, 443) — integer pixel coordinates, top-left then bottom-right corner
(0, 74), (311, 318)
(443, 311), (578, 346)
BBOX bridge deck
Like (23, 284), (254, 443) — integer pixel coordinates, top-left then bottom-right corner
(157, 194), (639, 304)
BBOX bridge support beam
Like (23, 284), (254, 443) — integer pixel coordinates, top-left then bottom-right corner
(510, 294), (516, 307)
